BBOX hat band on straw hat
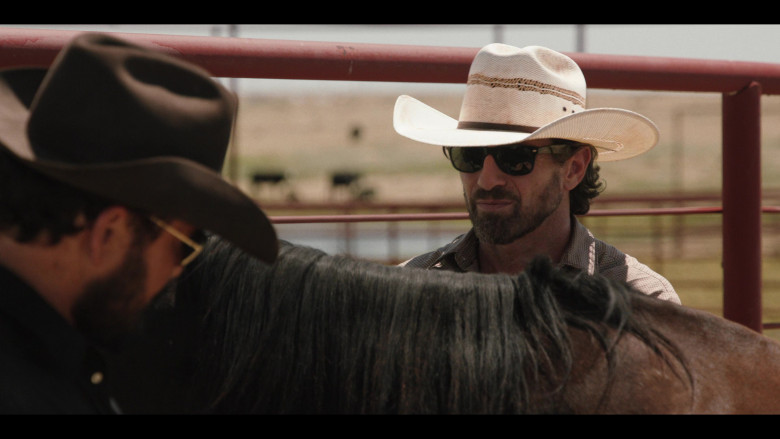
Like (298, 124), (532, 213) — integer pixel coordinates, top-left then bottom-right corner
(457, 120), (539, 134)
(467, 73), (586, 108)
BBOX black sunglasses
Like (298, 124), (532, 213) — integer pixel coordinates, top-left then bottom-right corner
(443, 143), (575, 176)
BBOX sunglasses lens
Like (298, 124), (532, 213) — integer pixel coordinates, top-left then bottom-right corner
(181, 245), (193, 261)
(448, 147), (487, 173)
(192, 230), (208, 245)
(447, 146), (539, 176)
(183, 230), (206, 259)
(495, 146), (537, 175)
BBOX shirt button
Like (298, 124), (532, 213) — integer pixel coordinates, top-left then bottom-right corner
(90, 372), (104, 385)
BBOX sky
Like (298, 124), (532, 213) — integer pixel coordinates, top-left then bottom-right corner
(5, 24), (780, 95)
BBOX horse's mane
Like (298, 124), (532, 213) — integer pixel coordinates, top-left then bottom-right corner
(120, 237), (683, 414)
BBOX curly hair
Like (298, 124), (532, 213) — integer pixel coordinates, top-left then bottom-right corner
(550, 142), (604, 216)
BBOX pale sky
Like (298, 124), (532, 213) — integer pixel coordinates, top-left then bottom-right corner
(6, 24), (779, 95)
(8, 24), (777, 61)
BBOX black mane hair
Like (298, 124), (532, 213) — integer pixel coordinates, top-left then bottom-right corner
(111, 237), (685, 414)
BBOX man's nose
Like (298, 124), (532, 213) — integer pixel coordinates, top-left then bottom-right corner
(476, 154), (508, 190)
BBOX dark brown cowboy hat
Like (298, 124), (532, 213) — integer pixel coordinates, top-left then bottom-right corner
(0, 32), (278, 263)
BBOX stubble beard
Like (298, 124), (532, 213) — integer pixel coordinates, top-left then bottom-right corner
(72, 237), (149, 350)
(467, 173), (563, 245)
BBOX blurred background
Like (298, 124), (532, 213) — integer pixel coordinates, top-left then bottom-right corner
(9, 24), (780, 331)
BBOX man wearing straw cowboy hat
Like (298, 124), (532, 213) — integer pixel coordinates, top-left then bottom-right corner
(0, 33), (278, 413)
(395, 43), (679, 304)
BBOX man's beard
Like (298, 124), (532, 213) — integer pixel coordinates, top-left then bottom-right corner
(71, 237), (150, 350)
(466, 173), (563, 245)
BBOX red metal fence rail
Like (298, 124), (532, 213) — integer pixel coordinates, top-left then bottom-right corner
(2, 27), (780, 332)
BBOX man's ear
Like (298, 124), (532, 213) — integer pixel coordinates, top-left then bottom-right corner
(562, 146), (592, 191)
(85, 206), (135, 266)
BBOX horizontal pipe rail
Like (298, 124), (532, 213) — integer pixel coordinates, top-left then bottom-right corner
(269, 205), (733, 225)
(272, 212), (468, 224)
(3, 27), (780, 94)
(259, 190), (780, 213)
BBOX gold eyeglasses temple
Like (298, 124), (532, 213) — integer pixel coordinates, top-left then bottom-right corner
(148, 215), (204, 267)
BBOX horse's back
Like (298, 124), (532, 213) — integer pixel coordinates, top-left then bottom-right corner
(562, 325), (693, 414)
(634, 295), (780, 414)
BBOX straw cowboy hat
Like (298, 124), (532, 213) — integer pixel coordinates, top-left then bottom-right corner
(393, 43), (659, 161)
(0, 33), (278, 263)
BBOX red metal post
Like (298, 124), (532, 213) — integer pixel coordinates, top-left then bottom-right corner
(722, 82), (763, 332)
